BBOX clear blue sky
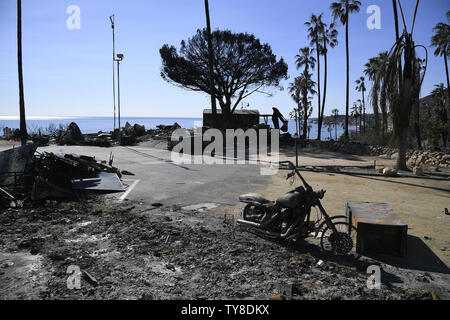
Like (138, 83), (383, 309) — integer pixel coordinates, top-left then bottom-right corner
(0, 0), (448, 118)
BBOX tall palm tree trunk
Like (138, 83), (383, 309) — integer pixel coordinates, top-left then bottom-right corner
(393, 0), (403, 87)
(17, 0), (27, 146)
(361, 91), (366, 133)
(396, 131), (408, 170)
(321, 43), (328, 139)
(444, 52), (450, 142)
(315, 39), (322, 140)
(302, 92), (308, 139)
(344, 14), (350, 139)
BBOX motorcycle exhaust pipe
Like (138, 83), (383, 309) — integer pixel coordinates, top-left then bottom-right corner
(236, 219), (261, 228)
(236, 219), (281, 238)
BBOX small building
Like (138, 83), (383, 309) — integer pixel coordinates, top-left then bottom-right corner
(203, 109), (260, 129)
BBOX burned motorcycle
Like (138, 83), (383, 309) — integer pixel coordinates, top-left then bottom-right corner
(237, 161), (357, 255)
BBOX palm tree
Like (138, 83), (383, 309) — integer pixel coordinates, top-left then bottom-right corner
(290, 71), (317, 139)
(305, 14), (325, 140)
(295, 47), (316, 76)
(364, 52), (389, 141)
(351, 101), (360, 137)
(430, 83), (448, 146)
(364, 57), (381, 135)
(332, 108), (339, 139)
(355, 76), (366, 133)
(431, 11), (450, 141)
(17, 0), (27, 146)
(331, 0), (361, 140)
(320, 22), (339, 139)
(377, 52), (390, 142)
(385, 0), (426, 170)
(295, 47), (317, 138)
(288, 80), (302, 136)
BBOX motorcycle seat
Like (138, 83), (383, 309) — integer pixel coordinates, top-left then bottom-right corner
(239, 193), (271, 204)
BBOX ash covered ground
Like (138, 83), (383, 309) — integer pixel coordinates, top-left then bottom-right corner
(0, 196), (447, 300)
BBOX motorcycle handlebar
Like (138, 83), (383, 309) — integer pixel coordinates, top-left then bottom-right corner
(281, 161), (326, 198)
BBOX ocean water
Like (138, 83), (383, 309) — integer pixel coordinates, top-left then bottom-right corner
(0, 116), (350, 141)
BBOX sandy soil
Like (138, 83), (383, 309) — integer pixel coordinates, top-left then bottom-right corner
(211, 147), (450, 273)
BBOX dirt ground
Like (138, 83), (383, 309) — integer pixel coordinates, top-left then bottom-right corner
(0, 197), (446, 300)
(0, 143), (449, 300)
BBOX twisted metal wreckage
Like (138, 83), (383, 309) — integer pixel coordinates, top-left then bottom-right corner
(0, 143), (130, 207)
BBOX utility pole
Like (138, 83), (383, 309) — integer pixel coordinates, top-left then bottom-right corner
(17, 0), (27, 146)
(115, 54), (124, 144)
(109, 15), (117, 131)
(204, 0), (217, 116)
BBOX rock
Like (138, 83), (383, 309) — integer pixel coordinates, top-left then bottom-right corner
(390, 152), (399, 160)
(124, 122), (134, 136)
(133, 124), (146, 137)
(59, 122), (84, 145)
(120, 135), (136, 146)
(375, 166), (385, 174)
(413, 167), (424, 176)
(383, 167), (397, 177)
(416, 275), (430, 283)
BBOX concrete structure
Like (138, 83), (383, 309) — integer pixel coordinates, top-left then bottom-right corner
(203, 109), (260, 129)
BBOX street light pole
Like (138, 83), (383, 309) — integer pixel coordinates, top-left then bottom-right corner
(109, 15), (116, 131)
(115, 53), (124, 144)
(204, 0), (217, 116)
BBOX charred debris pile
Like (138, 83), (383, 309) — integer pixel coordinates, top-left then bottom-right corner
(2, 121), (184, 148)
(0, 143), (131, 208)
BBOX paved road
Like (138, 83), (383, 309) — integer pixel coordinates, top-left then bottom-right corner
(3, 144), (272, 208)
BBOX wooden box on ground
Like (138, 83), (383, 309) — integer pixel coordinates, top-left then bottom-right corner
(346, 201), (408, 257)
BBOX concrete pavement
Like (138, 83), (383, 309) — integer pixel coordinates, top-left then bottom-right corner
(3, 144), (272, 209)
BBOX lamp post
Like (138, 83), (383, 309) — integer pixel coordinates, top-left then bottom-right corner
(109, 15), (116, 131)
(115, 53), (124, 143)
(204, 0), (217, 116)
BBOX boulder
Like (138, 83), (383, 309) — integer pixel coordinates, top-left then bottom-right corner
(133, 124), (146, 137)
(375, 166), (385, 174)
(59, 122), (83, 145)
(120, 135), (136, 146)
(413, 167), (424, 176)
(383, 167), (398, 177)
(124, 122), (134, 136)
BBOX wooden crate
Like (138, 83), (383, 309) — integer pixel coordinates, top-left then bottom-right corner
(346, 201), (408, 257)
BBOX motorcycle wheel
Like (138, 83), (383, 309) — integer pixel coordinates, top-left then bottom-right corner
(242, 204), (264, 223)
(320, 222), (357, 255)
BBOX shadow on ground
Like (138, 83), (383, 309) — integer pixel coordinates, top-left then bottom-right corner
(279, 146), (364, 162)
(362, 235), (450, 275)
